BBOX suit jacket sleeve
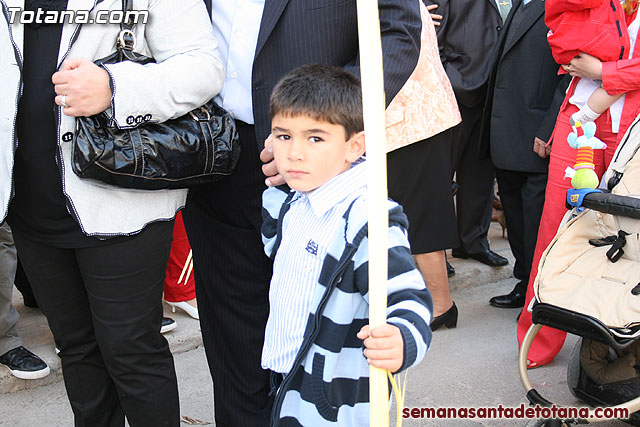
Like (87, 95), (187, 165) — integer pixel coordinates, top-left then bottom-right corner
(535, 74), (571, 143)
(343, 0), (422, 105)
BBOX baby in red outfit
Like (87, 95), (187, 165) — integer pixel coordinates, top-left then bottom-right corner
(546, 0), (637, 124)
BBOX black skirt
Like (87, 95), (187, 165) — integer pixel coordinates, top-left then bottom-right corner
(387, 127), (459, 254)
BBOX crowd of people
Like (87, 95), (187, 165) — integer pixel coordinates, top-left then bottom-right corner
(1, 0), (639, 426)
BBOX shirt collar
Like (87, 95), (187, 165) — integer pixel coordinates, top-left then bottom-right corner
(298, 158), (367, 218)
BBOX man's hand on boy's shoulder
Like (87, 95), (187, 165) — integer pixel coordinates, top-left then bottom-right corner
(260, 134), (286, 187)
(357, 323), (404, 373)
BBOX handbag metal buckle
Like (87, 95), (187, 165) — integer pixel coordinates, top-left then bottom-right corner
(189, 107), (211, 122)
(117, 29), (136, 51)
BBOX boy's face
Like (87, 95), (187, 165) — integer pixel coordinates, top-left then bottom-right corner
(271, 113), (365, 192)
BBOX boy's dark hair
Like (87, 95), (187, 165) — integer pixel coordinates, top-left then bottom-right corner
(270, 64), (364, 138)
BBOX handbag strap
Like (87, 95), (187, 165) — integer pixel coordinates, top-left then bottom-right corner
(116, 0), (136, 59)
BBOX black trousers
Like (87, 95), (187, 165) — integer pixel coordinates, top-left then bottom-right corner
(12, 221), (179, 427)
(452, 103), (495, 254)
(494, 168), (547, 291)
(183, 121), (273, 427)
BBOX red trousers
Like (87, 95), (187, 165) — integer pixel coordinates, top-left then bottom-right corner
(517, 104), (618, 364)
(164, 211), (196, 302)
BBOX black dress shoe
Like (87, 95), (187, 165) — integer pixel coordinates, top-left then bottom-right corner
(451, 248), (508, 267)
(446, 260), (455, 277)
(489, 286), (526, 308)
(430, 302), (458, 331)
(0, 346), (50, 380)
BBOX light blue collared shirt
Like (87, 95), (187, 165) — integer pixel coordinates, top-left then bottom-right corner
(262, 161), (368, 374)
(211, 1), (265, 124)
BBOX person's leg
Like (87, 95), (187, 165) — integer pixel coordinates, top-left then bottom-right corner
(490, 169), (548, 307)
(596, 111), (619, 174)
(490, 169), (527, 307)
(521, 172), (548, 285)
(0, 222), (49, 380)
(14, 257), (38, 308)
(0, 223), (21, 355)
(517, 108), (575, 365)
(76, 220), (179, 427)
(163, 212), (197, 318)
(495, 169), (527, 281)
(415, 251), (452, 316)
(517, 105), (618, 366)
(387, 130), (458, 319)
(12, 232), (124, 427)
(183, 122), (272, 427)
(453, 104), (507, 265)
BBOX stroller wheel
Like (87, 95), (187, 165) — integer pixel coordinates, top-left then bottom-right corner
(567, 338), (582, 398)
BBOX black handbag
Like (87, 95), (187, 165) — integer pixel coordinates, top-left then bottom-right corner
(72, 0), (240, 190)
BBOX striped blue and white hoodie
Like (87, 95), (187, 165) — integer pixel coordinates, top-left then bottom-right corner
(261, 177), (433, 427)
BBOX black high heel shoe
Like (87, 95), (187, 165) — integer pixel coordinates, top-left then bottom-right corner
(430, 302), (458, 331)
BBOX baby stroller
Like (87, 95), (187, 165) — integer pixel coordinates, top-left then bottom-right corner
(519, 116), (640, 426)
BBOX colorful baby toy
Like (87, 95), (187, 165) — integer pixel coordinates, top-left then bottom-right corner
(564, 120), (607, 190)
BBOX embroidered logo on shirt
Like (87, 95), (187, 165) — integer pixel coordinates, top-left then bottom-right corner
(305, 240), (319, 255)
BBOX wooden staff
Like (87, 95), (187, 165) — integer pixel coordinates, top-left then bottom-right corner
(355, 1), (389, 426)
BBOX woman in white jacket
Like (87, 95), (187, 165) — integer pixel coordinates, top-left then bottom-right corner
(0, 0), (223, 425)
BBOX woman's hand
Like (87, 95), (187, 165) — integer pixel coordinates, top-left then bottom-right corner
(426, 4), (442, 26)
(52, 58), (112, 117)
(563, 53), (603, 80)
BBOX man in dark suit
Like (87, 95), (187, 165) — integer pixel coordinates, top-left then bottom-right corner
(425, 0), (512, 268)
(183, 2), (421, 426)
(481, 0), (570, 308)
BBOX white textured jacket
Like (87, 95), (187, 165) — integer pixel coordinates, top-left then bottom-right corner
(0, 0), (224, 236)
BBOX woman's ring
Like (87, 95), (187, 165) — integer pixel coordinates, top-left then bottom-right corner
(61, 95), (67, 108)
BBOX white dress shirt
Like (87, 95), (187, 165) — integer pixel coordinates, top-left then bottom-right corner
(261, 161), (368, 374)
(211, 0), (265, 123)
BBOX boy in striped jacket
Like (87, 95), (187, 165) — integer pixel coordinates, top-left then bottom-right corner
(261, 64), (433, 426)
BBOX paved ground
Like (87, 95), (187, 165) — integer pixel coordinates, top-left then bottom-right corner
(0, 224), (630, 426)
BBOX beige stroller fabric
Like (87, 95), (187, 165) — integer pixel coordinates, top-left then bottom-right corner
(534, 118), (640, 332)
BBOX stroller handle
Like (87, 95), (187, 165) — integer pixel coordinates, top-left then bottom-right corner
(582, 192), (640, 219)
